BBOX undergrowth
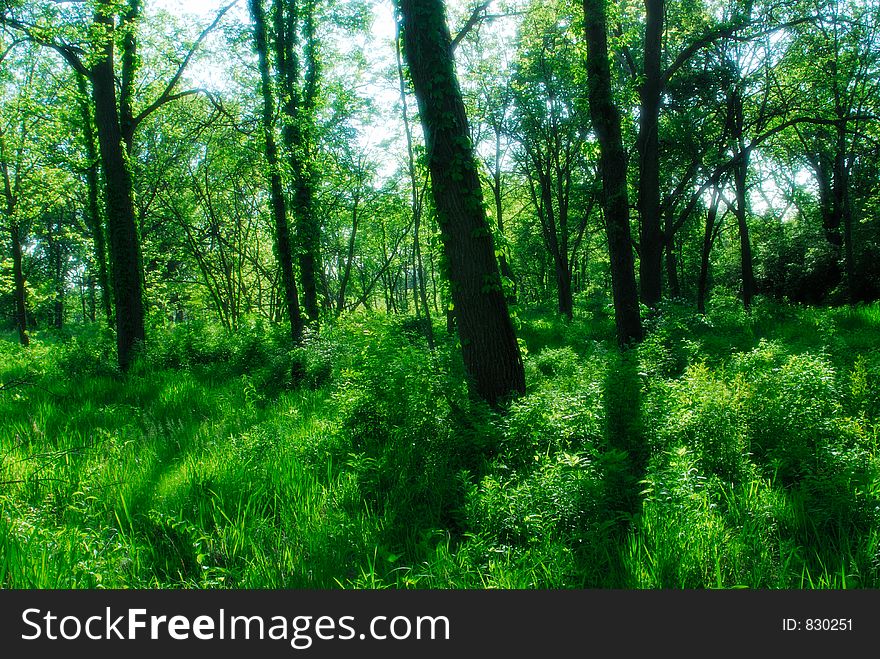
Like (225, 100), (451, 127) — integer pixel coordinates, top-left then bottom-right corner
(1, 299), (879, 588)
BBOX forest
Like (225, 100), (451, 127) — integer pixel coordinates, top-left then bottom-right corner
(0, 0), (878, 589)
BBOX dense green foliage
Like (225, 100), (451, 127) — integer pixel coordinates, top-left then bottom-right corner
(1, 0), (879, 592)
(2, 301), (878, 588)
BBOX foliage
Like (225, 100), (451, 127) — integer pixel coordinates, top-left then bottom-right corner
(2, 302), (878, 589)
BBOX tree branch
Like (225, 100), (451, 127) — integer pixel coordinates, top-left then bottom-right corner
(130, 1), (236, 133)
(451, 1), (492, 51)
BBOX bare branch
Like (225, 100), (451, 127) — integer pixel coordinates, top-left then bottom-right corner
(451, 1), (492, 51)
(130, 1), (237, 132)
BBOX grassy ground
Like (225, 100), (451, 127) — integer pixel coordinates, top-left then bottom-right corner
(1, 296), (879, 588)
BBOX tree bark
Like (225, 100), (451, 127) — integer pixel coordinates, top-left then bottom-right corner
(636, 0), (664, 308)
(250, 0), (303, 342)
(395, 24), (435, 348)
(397, 0), (525, 406)
(697, 190), (721, 314)
(491, 122), (516, 303)
(582, 0), (643, 345)
(77, 73), (113, 327)
(272, 0), (321, 322)
(336, 189), (359, 313)
(90, 11), (146, 370)
(730, 88), (754, 311)
(10, 221), (28, 346)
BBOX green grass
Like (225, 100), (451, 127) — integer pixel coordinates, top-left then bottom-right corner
(1, 299), (879, 589)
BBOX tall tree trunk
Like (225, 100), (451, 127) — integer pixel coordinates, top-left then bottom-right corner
(273, 0), (321, 322)
(88, 272), (97, 322)
(250, 0), (303, 343)
(842, 181), (855, 303)
(636, 0), (664, 308)
(812, 154), (842, 249)
(10, 221), (28, 346)
(394, 25), (434, 348)
(397, 0), (525, 406)
(582, 0), (643, 346)
(664, 237), (679, 299)
(336, 191), (359, 313)
(834, 126), (856, 302)
(50, 218), (64, 329)
(78, 73), (113, 327)
(730, 87), (754, 311)
(492, 124), (516, 303)
(90, 11), (146, 370)
(697, 190), (720, 314)
(734, 151), (754, 311)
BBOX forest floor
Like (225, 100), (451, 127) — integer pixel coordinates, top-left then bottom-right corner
(1, 296), (879, 588)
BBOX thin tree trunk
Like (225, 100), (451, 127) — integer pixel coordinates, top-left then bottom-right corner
(250, 0), (303, 342)
(397, 0), (524, 406)
(395, 25), (435, 348)
(78, 73), (113, 327)
(636, 0), (664, 308)
(842, 182), (855, 303)
(729, 87), (754, 311)
(697, 190), (720, 314)
(336, 191), (359, 313)
(492, 124), (516, 303)
(10, 222), (28, 346)
(583, 0), (643, 346)
(734, 151), (754, 311)
(834, 126), (856, 302)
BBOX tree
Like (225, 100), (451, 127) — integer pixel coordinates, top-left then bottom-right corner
(250, 0), (304, 342)
(271, 0), (323, 322)
(582, 0), (642, 345)
(396, 0), (525, 406)
(1, 0), (233, 368)
(511, 6), (596, 320)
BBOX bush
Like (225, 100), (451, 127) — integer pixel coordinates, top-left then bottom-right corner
(658, 363), (752, 484)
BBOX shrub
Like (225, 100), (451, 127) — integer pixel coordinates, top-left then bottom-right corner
(658, 363), (752, 484)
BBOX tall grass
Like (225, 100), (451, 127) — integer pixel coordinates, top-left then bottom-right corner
(1, 301), (878, 589)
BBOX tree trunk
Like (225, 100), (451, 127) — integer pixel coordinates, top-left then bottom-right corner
(834, 126), (856, 302)
(395, 24), (434, 348)
(734, 150), (754, 311)
(636, 0), (664, 308)
(492, 125), (517, 303)
(250, 0), (303, 342)
(90, 12), (146, 370)
(52, 219), (64, 329)
(842, 181), (855, 303)
(555, 259), (574, 319)
(87, 273), (97, 322)
(664, 237), (679, 300)
(10, 222), (28, 346)
(272, 0), (321, 322)
(398, 0), (525, 406)
(336, 191), (359, 313)
(697, 191), (720, 315)
(78, 73), (113, 327)
(582, 0), (643, 346)
(729, 87), (754, 311)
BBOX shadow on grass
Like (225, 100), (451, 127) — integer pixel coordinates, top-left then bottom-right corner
(601, 349), (647, 520)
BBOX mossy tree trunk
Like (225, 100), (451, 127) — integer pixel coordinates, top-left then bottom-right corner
(397, 0), (525, 406)
(582, 0), (643, 346)
(250, 0), (303, 343)
(272, 0), (322, 322)
(90, 10), (146, 369)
